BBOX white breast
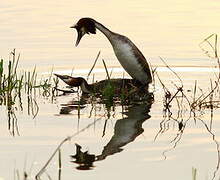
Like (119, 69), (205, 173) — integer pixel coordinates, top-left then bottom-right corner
(111, 39), (148, 84)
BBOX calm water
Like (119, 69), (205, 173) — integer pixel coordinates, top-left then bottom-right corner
(1, 0), (220, 180)
(1, 0), (220, 70)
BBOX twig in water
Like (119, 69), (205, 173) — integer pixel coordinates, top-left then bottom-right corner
(35, 117), (103, 179)
(58, 149), (62, 180)
(102, 59), (111, 80)
(87, 51), (101, 80)
(159, 56), (183, 86)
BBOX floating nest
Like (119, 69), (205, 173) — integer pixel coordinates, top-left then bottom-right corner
(54, 74), (154, 105)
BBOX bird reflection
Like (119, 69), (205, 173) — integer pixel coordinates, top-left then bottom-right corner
(70, 144), (96, 170)
(70, 96), (153, 169)
(96, 101), (152, 161)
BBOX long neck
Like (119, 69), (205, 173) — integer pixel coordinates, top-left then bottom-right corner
(80, 79), (93, 93)
(93, 20), (114, 41)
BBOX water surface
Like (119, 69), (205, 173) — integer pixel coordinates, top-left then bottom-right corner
(1, 1), (220, 180)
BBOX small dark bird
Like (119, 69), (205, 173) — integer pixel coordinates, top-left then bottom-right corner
(70, 18), (152, 87)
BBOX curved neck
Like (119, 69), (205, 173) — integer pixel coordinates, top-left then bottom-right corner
(93, 20), (114, 41)
(80, 79), (92, 93)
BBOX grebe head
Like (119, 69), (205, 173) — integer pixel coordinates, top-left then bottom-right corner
(70, 18), (96, 46)
(54, 74), (85, 87)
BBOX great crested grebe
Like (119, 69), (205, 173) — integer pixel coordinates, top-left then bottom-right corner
(70, 18), (152, 87)
(54, 74), (138, 94)
(54, 74), (137, 94)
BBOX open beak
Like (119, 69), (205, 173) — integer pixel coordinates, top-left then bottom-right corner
(75, 30), (83, 47)
(70, 25), (84, 47)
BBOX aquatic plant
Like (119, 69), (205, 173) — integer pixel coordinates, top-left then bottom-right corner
(0, 50), (60, 136)
(8, 34), (220, 179)
(192, 167), (197, 180)
(192, 34), (220, 111)
(152, 35), (220, 180)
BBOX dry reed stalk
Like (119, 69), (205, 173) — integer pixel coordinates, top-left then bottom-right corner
(87, 51), (101, 80)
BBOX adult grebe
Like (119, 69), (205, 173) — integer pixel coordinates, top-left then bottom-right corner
(54, 74), (137, 94)
(70, 18), (152, 87)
